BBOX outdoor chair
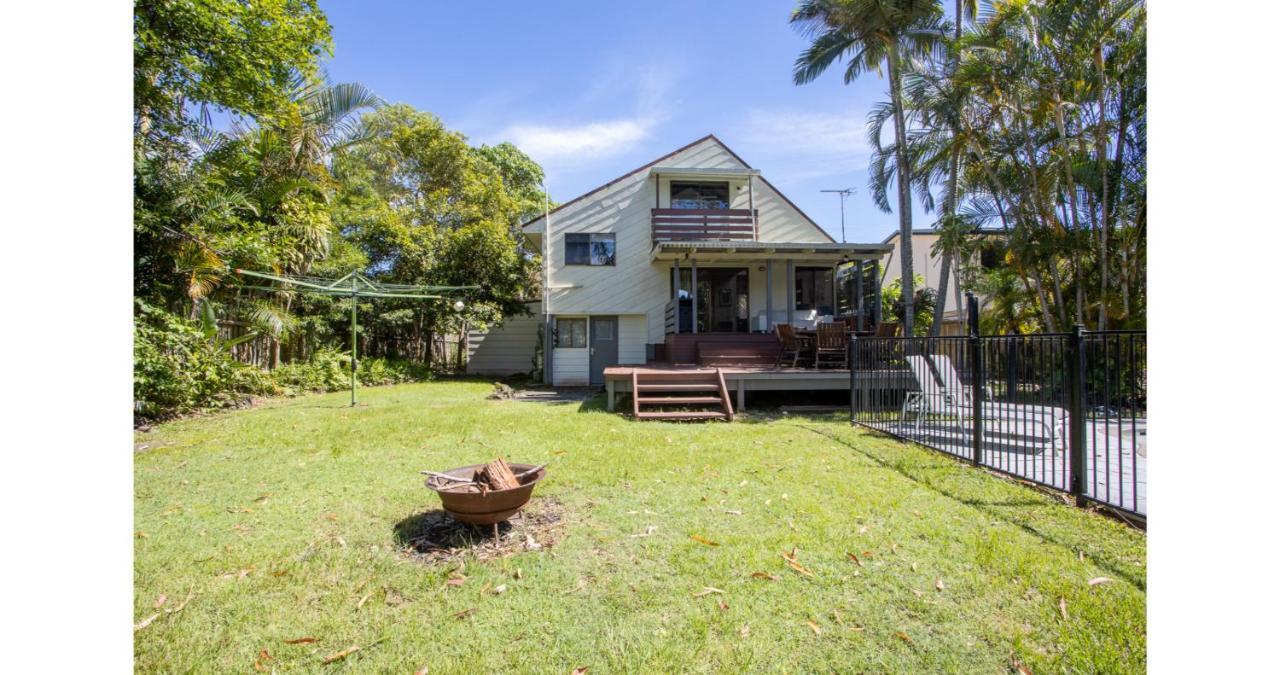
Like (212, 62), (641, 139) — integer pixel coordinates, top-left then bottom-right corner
(813, 322), (849, 369)
(774, 324), (811, 368)
(874, 321), (901, 337)
(901, 354), (1067, 450)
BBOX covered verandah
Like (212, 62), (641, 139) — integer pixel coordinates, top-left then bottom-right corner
(651, 240), (890, 364)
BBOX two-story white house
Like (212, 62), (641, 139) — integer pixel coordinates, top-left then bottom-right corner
(468, 134), (891, 387)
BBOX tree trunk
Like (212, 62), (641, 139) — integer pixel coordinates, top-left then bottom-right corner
(931, 147), (961, 336)
(887, 45), (915, 336)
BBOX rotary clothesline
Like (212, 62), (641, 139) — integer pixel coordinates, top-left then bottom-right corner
(233, 268), (478, 406)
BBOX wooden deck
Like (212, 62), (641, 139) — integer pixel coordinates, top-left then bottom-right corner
(603, 364), (912, 413)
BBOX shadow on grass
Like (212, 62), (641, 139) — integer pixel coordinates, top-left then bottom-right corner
(796, 423), (1146, 590)
(393, 509), (514, 550)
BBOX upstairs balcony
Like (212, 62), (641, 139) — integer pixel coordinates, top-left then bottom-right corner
(651, 208), (758, 242)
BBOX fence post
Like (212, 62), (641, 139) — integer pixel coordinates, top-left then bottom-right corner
(967, 293), (983, 466)
(848, 335), (857, 424)
(1068, 324), (1088, 507)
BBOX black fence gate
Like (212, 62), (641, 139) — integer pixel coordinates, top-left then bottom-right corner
(849, 318), (1146, 518)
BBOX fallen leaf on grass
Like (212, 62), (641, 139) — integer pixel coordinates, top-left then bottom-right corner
(445, 577), (466, 588)
(134, 613), (161, 632)
(284, 637), (318, 644)
(254, 494), (271, 503)
(1014, 661), (1033, 675)
(153, 594), (167, 609)
(571, 668), (588, 674)
(492, 585), (507, 595)
(252, 649), (274, 672)
(724, 510), (743, 516)
(690, 535), (719, 547)
(935, 579), (946, 592)
(453, 608), (477, 620)
(781, 549), (814, 577)
(414, 665), (430, 675)
(514, 568), (523, 580)
(356, 592), (372, 609)
(750, 572), (780, 581)
(167, 590), (194, 614)
(135, 530), (148, 539)
(1058, 597), (1069, 620)
(322, 644), (361, 664)
(718, 600), (729, 611)
(807, 619), (822, 635)
(847, 552), (863, 567)
(692, 586), (724, 597)
(1088, 577), (1114, 586)
(895, 631), (915, 645)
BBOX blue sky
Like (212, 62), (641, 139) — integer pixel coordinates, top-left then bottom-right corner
(317, 1), (939, 244)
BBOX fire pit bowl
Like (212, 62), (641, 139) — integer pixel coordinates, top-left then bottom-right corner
(425, 463), (547, 525)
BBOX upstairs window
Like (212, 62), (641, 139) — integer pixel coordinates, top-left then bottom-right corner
(670, 181), (730, 210)
(565, 233), (616, 266)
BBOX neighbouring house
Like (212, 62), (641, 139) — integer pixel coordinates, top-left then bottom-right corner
(880, 228), (1008, 334)
(468, 134), (891, 388)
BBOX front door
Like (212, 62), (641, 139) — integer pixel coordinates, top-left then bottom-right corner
(588, 316), (617, 386)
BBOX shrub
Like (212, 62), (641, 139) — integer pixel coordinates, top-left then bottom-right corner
(134, 301), (274, 421)
(270, 350), (434, 395)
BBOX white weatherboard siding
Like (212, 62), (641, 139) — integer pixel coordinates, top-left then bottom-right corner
(618, 315), (647, 364)
(525, 137), (836, 347)
(551, 345), (589, 386)
(465, 303), (541, 376)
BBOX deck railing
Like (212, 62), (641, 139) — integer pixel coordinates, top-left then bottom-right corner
(849, 327), (1146, 519)
(651, 208), (757, 242)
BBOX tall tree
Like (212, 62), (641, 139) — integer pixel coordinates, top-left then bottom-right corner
(791, 0), (944, 336)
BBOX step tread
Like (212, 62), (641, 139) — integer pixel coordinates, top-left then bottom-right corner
(635, 383), (720, 391)
(635, 411), (729, 420)
(636, 396), (724, 405)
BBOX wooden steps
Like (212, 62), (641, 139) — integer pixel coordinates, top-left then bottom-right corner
(635, 383), (719, 392)
(635, 410), (729, 420)
(636, 396), (723, 405)
(631, 369), (734, 421)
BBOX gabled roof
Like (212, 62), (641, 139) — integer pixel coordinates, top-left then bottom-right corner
(522, 134), (836, 244)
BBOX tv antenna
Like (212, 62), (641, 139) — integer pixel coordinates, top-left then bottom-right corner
(820, 187), (855, 243)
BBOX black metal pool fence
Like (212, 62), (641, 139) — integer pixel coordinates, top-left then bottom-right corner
(849, 321), (1146, 518)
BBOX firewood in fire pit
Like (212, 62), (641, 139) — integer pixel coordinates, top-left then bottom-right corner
(474, 458), (520, 492)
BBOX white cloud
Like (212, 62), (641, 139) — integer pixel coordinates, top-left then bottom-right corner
(740, 108), (876, 177)
(504, 117), (656, 162)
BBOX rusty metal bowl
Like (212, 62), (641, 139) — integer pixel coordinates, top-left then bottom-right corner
(425, 463), (547, 525)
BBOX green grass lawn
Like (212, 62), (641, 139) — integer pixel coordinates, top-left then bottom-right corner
(134, 380), (1145, 673)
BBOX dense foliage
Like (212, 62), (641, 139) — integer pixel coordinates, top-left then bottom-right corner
(134, 1), (547, 420)
(795, 0), (1146, 333)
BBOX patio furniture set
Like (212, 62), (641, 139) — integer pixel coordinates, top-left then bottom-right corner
(773, 319), (901, 369)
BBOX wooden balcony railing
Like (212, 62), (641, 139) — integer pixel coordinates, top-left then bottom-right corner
(651, 208), (757, 242)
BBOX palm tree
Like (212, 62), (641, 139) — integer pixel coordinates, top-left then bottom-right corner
(791, 0), (944, 336)
(927, 0), (978, 335)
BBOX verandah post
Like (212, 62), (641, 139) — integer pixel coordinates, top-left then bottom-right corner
(848, 334), (858, 423)
(1068, 323), (1088, 507)
(967, 293), (982, 466)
